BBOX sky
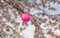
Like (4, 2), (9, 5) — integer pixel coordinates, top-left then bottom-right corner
(28, 0), (60, 15)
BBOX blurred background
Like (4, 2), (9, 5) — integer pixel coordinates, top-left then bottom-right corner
(0, 0), (60, 38)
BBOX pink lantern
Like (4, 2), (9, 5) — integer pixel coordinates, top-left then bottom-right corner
(21, 13), (30, 22)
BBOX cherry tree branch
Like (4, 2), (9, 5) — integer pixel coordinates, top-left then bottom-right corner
(3, 0), (49, 26)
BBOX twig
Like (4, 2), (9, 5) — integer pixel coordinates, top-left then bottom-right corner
(3, 0), (50, 26)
